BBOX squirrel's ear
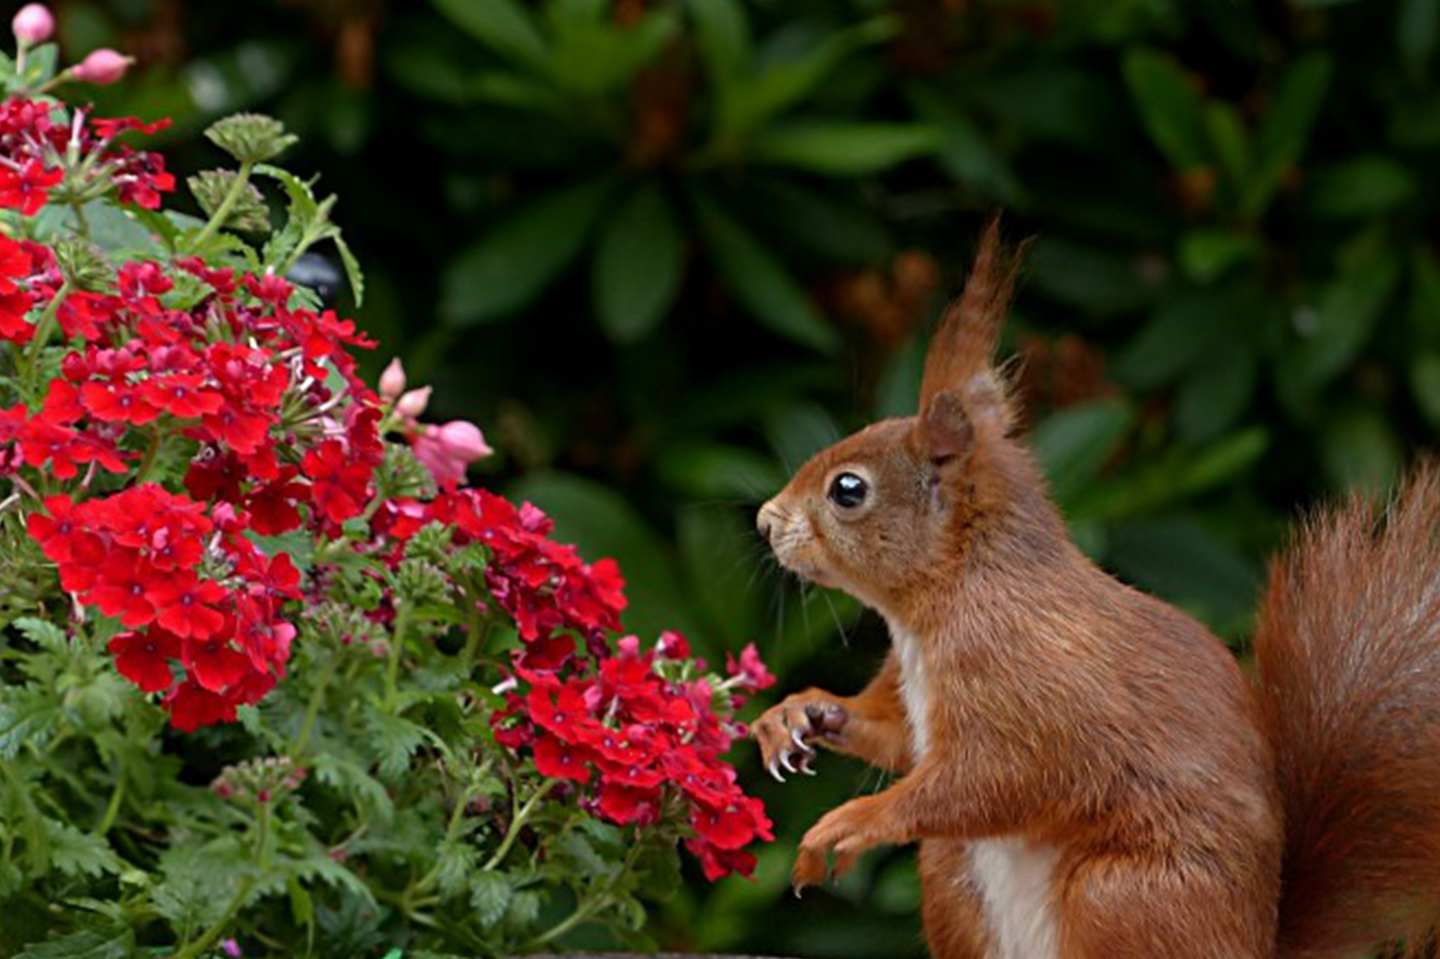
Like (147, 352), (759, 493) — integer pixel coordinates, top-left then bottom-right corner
(918, 390), (975, 466)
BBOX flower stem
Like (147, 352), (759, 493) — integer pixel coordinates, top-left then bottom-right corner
(172, 876), (255, 959)
(190, 161), (255, 250)
(69, 201), (90, 240)
(482, 779), (557, 872)
(290, 652), (340, 757)
(96, 777), (125, 836)
(384, 601), (413, 710)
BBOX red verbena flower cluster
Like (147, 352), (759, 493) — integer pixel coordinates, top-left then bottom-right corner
(0, 97), (173, 212)
(383, 491), (774, 879)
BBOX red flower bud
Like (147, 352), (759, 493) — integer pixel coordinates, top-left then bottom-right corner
(72, 49), (134, 85)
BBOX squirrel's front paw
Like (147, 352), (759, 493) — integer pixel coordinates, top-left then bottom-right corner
(753, 694), (849, 782)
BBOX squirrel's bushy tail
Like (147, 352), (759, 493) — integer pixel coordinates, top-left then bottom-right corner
(1254, 466), (1440, 959)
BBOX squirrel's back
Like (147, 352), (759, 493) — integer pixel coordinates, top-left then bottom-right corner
(1255, 465), (1440, 959)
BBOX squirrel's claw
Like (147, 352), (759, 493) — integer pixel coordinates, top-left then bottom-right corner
(768, 758), (786, 783)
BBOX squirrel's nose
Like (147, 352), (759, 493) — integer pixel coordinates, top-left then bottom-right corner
(757, 501), (779, 544)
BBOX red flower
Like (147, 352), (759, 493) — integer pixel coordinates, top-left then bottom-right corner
(165, 680), (236, 732)
(183, 633), (250, 692)
(0, 159), (62, 215)
(533, 735), (593, 783)
(140, 373), (224, 419)
(83, 552), (156, 627)
(301, 440), (372, 525)
(82, 380), (161, 425)
(109, 628), (180, 693)
(149, 574), (228, 639)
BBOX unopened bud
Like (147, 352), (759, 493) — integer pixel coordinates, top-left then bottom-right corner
(12, 4), (54, 44)
(396, 386), (431, 418)
(379, 358), (406, 400)
(71, 49), (133, 85)
(205, 113), (298, 165)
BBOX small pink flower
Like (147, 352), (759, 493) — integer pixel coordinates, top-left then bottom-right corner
(220, 939), (242, 958)
(72, 49), (134, 85)
(411, 419), (491, 487)
(12, 4), (54, 44)
(726, 643), (775, 691)
(379, 357), (406, 399)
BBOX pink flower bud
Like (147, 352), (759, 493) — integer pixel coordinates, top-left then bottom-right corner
(12, 4), (54, 44)
(410, 419), (492, 487)
(396, 385), (431, 418)
(436, 420), (492, 461)
(71, 48), (133, 85)
(379, 357), (406, 399)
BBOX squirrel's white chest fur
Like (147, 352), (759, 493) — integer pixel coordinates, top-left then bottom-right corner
(887, 620), (1061, 959)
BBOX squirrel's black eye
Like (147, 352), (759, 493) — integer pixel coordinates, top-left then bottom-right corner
(827, 472), (869, 509)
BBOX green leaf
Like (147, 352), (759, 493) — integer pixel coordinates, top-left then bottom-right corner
(656, 442), (784, 501)
(1412, 351), (1440, 427)
(1176, 351), (1258, 442)
(1243, 52), (1333, 217)
(1289, 254), (1402, 389)
(748, 178), (893, 265)
(332, 234), (366, 307)
(471, 871), (513, 928)
(45, 820), (123, 879)
(905, 84), (1022, 203)
(14, 617), (68, 653)
(677, 507), (764, 653)
(1122, 48), (1212, 171)
(751, 122), (941, 176)
(430, 0), (547, 70)
(441, 176), (615, 326)
(1321, 407), (1403, 490)
(1307, 155), (1416, 218)
(1106, 516), (1257, 628)
(1204, 102), (1251, 191)
(690, 192), (838, 352)
(363, 709), (433, 780)
(591, 184), (684, 342)
(1030, 400), (1135, 505)
(1399, 0), (1440, 74)
(12, 928), (134, 959)
(685, 0), (751, 81)
(1177, 229), (1262, 284)
(0, 688), (61, 759)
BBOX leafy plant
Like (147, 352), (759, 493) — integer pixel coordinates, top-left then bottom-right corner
(0, 21), (771, 959)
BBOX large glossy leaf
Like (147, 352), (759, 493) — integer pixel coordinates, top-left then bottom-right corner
(677, 507), (764, 653)
(906, 84), (1023, 203)
(684, 0), (751, 82)
(747, 178), (893, 265)
(430, 0), (547, 71)
(1106, 515), (1258, 630)
(1030, 400), (1135, 506)
(751, 122), (941, 176)
(1306, 155), (1416, 218)
(1122, 48), (1212, 171)
(690, 192), (839, 352)
(1287, 253), (1402, 390)
(591, 184), (684, 342)
(440, 176), (615, 326)
(1242, 52), (1333, 217)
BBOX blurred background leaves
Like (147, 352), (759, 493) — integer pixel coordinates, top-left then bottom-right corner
(36, 0), (1440, 954)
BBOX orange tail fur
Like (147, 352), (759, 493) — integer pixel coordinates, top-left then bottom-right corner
(1254, 466), (1440, 959)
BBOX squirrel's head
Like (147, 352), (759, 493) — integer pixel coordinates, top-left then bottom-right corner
(757, 219), (1033, 615)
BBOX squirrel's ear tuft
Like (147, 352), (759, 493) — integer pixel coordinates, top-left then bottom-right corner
(919, 215), (1026, 411)
(918, 390), (975, 466)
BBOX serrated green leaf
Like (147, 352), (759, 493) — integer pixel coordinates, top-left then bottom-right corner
(592, 184), (683, 342)
(14, 617), (68, 652)
(470, 870), (512, 928)
(435, 840), (480, 901)
(12, 927), (134, 959)
(0, 688), (61, 759)
(332, 234), (365, 307)
(441, 177), (615, 326)
(751, 122), (941, 176)
(363, 708), (432, 780)
(690, 192), (838, 352)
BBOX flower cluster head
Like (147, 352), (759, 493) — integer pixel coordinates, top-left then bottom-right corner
(212, 755), (308, 807)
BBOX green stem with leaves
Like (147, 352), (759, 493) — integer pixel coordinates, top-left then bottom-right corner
(190, 161), (255, 249)
(483, 779), (557, 872)
(20, 280), (72, 402)
(172, 876), (255, 959)
(525, 838), (645, 949)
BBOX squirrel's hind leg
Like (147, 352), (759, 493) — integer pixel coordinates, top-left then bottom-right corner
(919, 840), (991, 959)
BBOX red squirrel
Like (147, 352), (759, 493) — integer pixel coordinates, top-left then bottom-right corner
(752, 219), (1440, 959)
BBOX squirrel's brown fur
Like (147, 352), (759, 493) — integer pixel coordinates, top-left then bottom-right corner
(753, 220), (1440, 959)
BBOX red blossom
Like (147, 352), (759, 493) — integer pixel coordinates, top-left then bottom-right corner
(109, 628), (181, 693)
(0, 159), (62, 215)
